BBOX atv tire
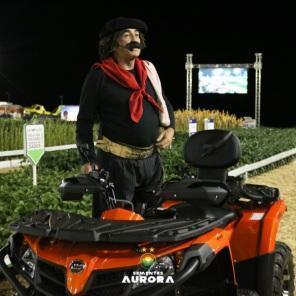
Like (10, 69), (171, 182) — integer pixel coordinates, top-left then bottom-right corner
(272, 241), (295, 296)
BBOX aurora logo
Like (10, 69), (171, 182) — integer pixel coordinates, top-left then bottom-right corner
(122, 252), (174, 285)
(121, 271), (174, 284)
(70, 259), (86, 274)
(140, 253), (156, 268)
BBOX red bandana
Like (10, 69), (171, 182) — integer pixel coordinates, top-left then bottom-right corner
(93, 57), (163, 123)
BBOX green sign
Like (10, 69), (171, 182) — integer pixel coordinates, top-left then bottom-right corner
(24, 124), (45, 165)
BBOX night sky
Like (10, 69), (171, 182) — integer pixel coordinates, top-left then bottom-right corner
(0, 2), (295, 127)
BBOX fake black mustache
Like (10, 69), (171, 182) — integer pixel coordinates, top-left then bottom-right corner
(124, 42), (143, 51)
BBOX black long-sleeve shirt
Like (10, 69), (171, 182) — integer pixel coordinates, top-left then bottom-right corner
(76, 66), (175, 149)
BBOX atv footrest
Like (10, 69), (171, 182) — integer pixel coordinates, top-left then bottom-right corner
(10, 210), (236, 242)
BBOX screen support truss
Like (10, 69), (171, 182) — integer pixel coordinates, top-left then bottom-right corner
(185, 53), (263, 127)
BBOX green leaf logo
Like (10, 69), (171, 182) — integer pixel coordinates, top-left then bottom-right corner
(140, 253), (156, 268)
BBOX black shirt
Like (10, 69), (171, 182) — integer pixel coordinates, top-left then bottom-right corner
(76, 67), (175, 148)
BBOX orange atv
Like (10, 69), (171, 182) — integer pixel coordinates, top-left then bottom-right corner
(0, 130), (295, 296)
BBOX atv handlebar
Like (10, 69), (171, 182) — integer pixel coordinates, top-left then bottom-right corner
(59, 169), (117, 215)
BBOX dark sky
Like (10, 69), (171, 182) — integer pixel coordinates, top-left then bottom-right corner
(0, 2), (295, 127)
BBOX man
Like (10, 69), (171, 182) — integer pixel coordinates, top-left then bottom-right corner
(76, 17), (175, 210)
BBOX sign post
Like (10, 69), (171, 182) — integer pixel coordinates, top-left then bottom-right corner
(23, 124), (45, 186)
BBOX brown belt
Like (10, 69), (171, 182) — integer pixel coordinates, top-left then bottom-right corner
(95, 136), (156, 159)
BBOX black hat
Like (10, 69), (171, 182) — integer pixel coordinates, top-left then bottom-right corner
(99, 17), (148, 39)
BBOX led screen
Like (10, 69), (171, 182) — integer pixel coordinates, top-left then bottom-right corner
(198, 67), (248, 94)
(60, 105), (79, 121)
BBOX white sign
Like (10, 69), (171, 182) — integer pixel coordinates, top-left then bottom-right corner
(243, 117), (256, 129)
(204, 118), (215, 130)
(23, 124), (45, 165)
(188, 118), (197, 136)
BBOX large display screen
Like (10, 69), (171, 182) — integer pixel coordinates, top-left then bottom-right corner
(60, 105), (79, 121)
(198, 67), (248, 94)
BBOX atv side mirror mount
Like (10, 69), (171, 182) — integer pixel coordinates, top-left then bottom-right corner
(59, 181), (84, 201)
(58, 174), (105, 201)
(58, 170), (118, 218)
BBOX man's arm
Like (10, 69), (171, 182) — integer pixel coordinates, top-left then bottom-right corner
(156, 93), (175, 149)
(76, 68), (103, 171)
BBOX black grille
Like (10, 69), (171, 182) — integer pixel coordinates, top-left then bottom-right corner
(33, 259), (133, 296)
(35, 259), (66, 295)
(86, 285), (126, 296)
(85, 269), (132, 296)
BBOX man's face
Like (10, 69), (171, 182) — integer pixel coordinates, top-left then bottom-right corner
(115, 28), (142, 59)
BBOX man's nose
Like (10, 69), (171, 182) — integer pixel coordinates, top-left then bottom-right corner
(130, 34), (139, 41)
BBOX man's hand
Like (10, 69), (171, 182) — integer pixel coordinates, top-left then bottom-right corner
(156, 127), (175, 149)
(81, 163), (99, 174)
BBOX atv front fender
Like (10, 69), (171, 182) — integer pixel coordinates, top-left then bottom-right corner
(259, 199), (286, 254)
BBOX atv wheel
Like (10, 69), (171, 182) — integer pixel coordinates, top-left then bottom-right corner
(272, 241), (295, 296)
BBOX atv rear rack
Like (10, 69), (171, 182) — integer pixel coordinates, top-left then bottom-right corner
(10, 210), (236, 242)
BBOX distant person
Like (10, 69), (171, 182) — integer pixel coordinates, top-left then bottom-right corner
(76, 17), (175, 209)
(62, 110), (68, 121)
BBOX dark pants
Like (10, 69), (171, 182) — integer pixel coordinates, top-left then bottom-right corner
(97, 150), (163, 203)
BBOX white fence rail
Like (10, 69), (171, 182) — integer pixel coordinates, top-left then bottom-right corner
(1, 145), (296, 178)
(0, 144), (77, 169)
(0, 144), (77, 158)
(229, 148), (296, 178)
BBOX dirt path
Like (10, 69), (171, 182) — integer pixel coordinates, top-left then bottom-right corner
(1, 161), (296, 295)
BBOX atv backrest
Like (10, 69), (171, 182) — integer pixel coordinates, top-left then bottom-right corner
(184, 130), (241, 183)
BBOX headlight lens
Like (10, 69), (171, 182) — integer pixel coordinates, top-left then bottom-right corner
(149, 256), (175, 275)
(132, 255), (175, 290)
(8, 234), (36, 279)
(4, 254), (12, 267)
(20, 247), (36, 279)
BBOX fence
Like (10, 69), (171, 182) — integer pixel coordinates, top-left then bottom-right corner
(1, 145), (296, 178)
(228, 148), (296, 179)
(0, 144), (76, 169)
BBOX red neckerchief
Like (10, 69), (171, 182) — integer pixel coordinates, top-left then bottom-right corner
(93, 57), (163, 123)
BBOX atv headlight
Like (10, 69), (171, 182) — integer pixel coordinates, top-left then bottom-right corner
(148, 256), (175, 275)
(4, 254), (12, 268)
(20, 247), (36, 279)
(8, 234), (37, 280)
(132, 256), (175, 290)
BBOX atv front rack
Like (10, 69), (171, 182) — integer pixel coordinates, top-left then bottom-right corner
(10, 210), (236, 242)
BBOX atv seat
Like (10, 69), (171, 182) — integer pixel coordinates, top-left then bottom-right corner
(160, 130), (241, 208)
(168, 201), (236, 220)
(160, 178), (229, 206)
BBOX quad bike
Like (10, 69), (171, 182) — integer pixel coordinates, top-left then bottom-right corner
(0, 129), (295, 296)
